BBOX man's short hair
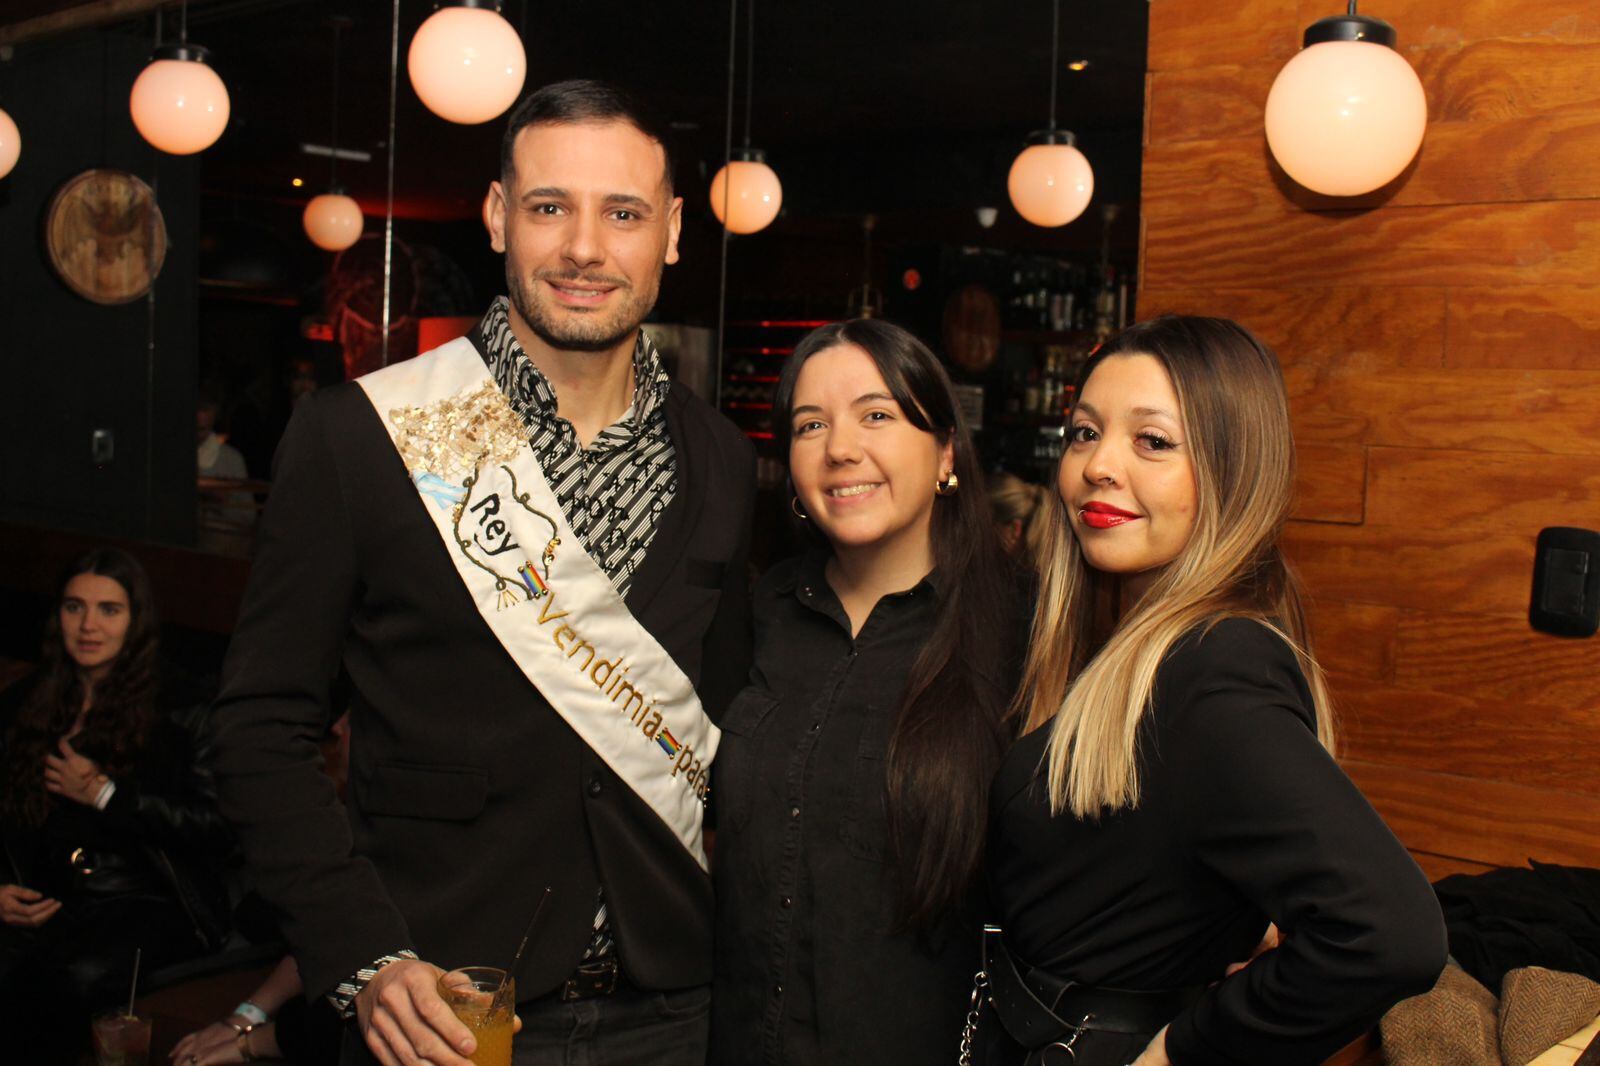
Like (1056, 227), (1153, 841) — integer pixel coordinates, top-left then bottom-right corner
(500, 79), (676, 194)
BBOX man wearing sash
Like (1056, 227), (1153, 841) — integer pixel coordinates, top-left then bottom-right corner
(210, 81), (754, 1065)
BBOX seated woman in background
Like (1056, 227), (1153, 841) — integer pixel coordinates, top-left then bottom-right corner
(710, 319), (1028, 1064)
(988, 471), (1050, 568)
(984, 316), (1446, 1065)
(0, 547), (232, 1058)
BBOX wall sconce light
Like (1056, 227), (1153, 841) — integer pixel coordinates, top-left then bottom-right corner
(1265, 2), (1426, 196)
(408, 0), (526, 125)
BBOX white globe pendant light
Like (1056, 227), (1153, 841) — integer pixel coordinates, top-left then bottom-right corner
(711, 0), (781, 235)
(129, 43), (230, 155)
(408, 0), (526, 125)
(710, 149), (782, 235)
(1009, 132), (1094, 227)
(1265, 4), (1427, 196)
(303, 17), (363, 252)
(0, 107), (19, 180)
(1008, 0), (1094, 227)
(304, 193), (364, 252)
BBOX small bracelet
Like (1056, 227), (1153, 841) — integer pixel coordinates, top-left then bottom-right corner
(233, 1000), (269, 1027)
(237, 1028), (256, 1063)
(227, 1019), (256, 1037)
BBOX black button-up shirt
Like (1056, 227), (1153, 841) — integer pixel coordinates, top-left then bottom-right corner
(710, 552), (982, 1066)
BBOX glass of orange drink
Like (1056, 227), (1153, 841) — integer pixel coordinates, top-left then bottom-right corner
(437, 966), (514, 1066)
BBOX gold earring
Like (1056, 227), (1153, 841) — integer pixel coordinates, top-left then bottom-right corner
(791, 495), (809, 519)
(936, 472), (959, 496)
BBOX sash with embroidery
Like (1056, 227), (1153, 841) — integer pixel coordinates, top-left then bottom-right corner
(358, 337), (717, 870)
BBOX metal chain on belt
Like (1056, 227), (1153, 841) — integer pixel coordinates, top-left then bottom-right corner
(957, 969), (991, 1066)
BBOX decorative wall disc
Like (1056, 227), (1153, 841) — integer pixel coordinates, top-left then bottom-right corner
(45, 169), (168, 305)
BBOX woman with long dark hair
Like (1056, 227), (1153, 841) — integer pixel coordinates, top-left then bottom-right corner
(983, 316), (1443, 1064)
(710, 319), (1027, 1064)
(0, 548), (232, 1057)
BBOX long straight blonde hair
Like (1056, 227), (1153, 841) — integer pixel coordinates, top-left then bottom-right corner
(1017, 315), (1336, 818)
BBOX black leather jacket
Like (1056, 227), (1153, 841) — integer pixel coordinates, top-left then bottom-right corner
(1, 685), (235, 950)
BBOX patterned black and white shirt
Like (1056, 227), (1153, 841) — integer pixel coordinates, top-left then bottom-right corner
(479, 296), (677, 598)
(330, 299), (676, 1014)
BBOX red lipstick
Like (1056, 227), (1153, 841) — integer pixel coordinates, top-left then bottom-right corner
(1078, 501), (1140, 529)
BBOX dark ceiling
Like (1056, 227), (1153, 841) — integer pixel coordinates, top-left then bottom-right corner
(63, 0), (1151, 234)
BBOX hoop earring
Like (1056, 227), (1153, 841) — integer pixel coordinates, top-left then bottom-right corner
(936, 472), (959, 496)
(791, 495), (809, 519)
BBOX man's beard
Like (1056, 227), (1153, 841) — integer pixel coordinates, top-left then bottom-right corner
(506, 267), (657, 354)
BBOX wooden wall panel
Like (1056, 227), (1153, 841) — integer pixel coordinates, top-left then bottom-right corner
(1149, 0), (1297, 71)
(1445, 285), (1600, 369)
(1411, 851), (1500, 882)
(1367, 447), (1600, 530)
(1394, 609), (1600, 709)
(1149, 0), (1600, 873)
(1309, 600), (1399, 682)
(1418, 38), (1600, 121)
(1135, 288), (1446, 370)
(1344, 761), (1600, 869)
(1284, 522), (1534, 615)
(1298, 0), (1600, 49)
(1146, 66), (1274, 145)
(1144, 200), (1600, 290)
(1147, 37), (1600, 146)
(1294, 444), (1366, 524)
(1145, 114), (1600, 217)
(1335, 674), (1600, 795)
(1285, 367), (1600, 455)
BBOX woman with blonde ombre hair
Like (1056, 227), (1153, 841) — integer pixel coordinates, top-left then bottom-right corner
(980, 316), (1445, 1066)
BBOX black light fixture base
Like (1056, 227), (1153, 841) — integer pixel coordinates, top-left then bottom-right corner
(150, 42), (213, 64)
(438, 0), (502, 10)
(1303, 14), (1398, 49)
(730, 145), (767, 164)
(1026, 129), (1079, 148)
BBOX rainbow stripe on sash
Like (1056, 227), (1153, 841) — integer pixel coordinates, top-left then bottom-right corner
(517, 562), (549, 599)
(656, 728), (681, 758)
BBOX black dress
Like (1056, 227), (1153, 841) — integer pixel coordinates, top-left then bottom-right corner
(710, 553), (1008, 1066)
(987, 618), (1447, 1065)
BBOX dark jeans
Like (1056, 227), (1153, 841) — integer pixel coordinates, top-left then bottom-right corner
(512, 983), (710, 1066)
(0, 893), (205, 1065)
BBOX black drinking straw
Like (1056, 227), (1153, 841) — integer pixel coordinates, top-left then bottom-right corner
(496, 887), (552, 1008)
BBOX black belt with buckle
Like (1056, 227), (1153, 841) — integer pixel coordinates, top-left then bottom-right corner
(560, 956), (620, 1001)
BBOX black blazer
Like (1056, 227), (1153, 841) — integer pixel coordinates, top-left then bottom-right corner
(208, 344), (756, 1002)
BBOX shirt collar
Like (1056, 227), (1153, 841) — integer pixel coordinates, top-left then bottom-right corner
(476, 296), (671, 429)
(781, 547), (942, 603)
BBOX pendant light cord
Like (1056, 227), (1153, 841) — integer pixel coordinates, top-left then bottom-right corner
(381, 0), (399, 367)
(1047, 0), (1060, 131)
(179, 0), (188, 45)
(742, 0), (755, 149)
(715, 0), (738, 412)
(329, 20), (342, 188)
